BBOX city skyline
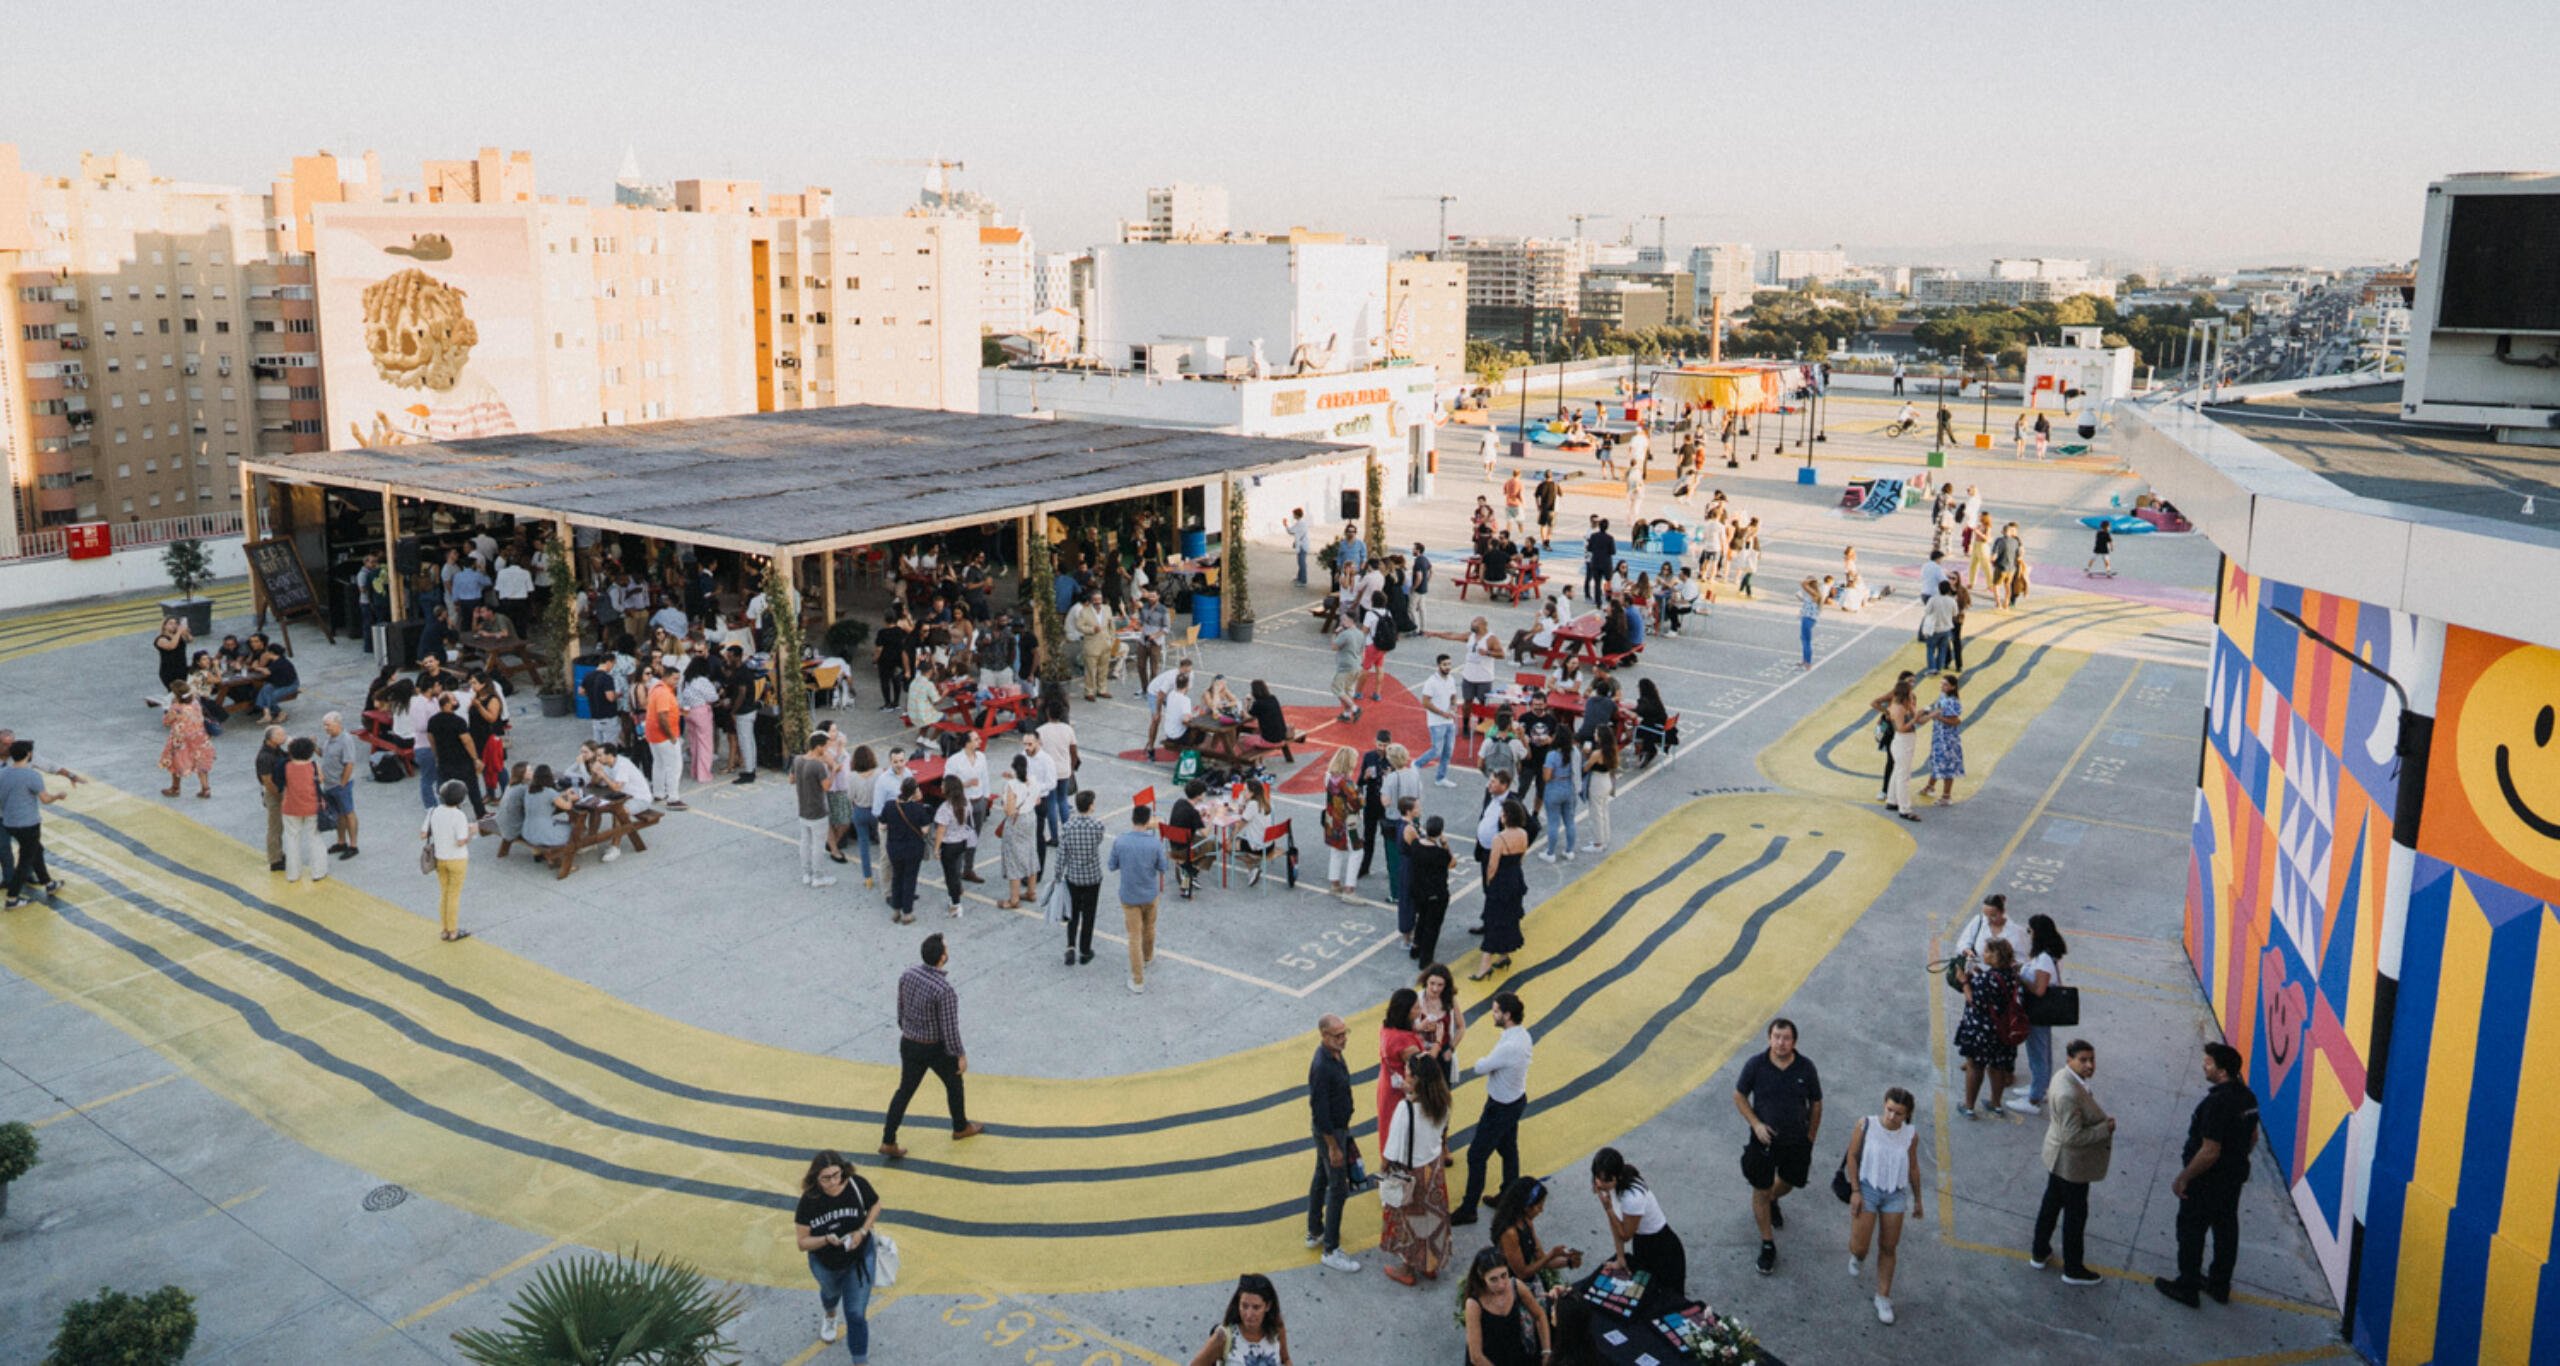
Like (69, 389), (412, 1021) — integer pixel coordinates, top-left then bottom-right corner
(7, 0), (2549, 267)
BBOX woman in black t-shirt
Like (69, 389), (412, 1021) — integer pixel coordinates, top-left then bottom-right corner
(793, 1149), (883, 1356)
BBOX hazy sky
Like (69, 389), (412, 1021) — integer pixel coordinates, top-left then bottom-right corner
(10, 1), (2552, 268)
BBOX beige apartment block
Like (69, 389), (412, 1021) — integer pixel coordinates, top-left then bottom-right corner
(763, 213), (982, 413)
(423, 147), (537, 205)
(1387, 256), (1467, 380)
(0, 146), (321, 541)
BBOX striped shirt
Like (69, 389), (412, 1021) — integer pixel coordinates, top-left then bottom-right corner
(895, 963), (963, 1054)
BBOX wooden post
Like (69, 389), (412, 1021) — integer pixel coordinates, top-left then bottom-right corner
(382, 497), (407, 621)
(1015, 515), (1028, 584)
(239, 463), (267, 628)
(556, 516), (580, 693)
(820, 548), (837, 627)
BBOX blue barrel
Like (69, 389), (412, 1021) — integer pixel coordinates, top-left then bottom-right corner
(1658, 527), (1690, 556)
(572, 662), (597, 718)
(1192, 591), (1222, 641)
(1180, 528), (1208, 559)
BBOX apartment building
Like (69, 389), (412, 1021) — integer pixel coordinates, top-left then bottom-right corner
(1119, 183), (1230, 243)
(1686, 242), (1755, 314)
(0, 147), (321, 540)
(762, 213), (981, 412)
(423, 147), (537, 205)
(1386, 256), (1467, 379)
(1442, 237), (1578, 312)
(1913, 273), (2118, 306)
(1764, 246), (1850, 287)
(979, 224), (1032, 334)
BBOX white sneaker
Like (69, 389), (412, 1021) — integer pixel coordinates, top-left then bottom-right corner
(601, 846), (621, 862)
(811, 876), (838, 888)
(1434, 779), (1458, 789)
(1128, 977), (1145, 994)
(820, 1312), (841, 1343)
(1849, 1255), (1863, 1279)
(1537, 851), (1557, 864)
(1320, 1249), (1362, 1272)
(1874, 1295), (1894, 1325)
(1303, 1231), (1322, 1249)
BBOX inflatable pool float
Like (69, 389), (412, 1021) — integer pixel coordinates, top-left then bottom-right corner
(2077, 514), (2154, 534)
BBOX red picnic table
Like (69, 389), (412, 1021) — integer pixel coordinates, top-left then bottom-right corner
(930, 683), (1035, 743)
(1464, 687), (1635, 758)
(1455, 555), (1550, 605)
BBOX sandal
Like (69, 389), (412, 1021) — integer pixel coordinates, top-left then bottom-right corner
(163, 785), (182, 797)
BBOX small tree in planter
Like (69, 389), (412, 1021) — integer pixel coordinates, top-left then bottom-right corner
(0, 1120), (36, 1219)
(764, 557), (808, 756)
(45, 1285), (197, 1366)
(1223, 482), (1255, 643)
(1023, 524), (1073, 685)
(451, 1249), (740, 1366)
(160, 538), (216, 637)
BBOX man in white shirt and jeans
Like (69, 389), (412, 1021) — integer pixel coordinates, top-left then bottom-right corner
(1453, 991), (1533, 1223)
(1417, 655), (1462, 787)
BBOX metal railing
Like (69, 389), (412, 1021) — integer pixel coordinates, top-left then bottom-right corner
(0, 509), (258, 564)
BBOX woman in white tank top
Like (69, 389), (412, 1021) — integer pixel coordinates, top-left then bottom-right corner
(1846, 1087), (1926, 1325)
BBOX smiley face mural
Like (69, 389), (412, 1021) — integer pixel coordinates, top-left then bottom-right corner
(2434, 628), (2560, 902)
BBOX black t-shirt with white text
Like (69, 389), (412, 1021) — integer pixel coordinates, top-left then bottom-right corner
(796, 1173), (881, 1271)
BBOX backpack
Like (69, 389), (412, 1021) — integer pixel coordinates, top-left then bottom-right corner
(1995, 972), (2033, 1046)
(1369, 610), (1400, 652)
(370, 751), (407, 783)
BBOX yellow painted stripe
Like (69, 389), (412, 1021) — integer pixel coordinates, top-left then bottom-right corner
(1939, 1228), (2332, 1318)
(2414, 878), (2491, 1205)
(393, 1238), (568, 1329)
(5, 782), (1907, 1295)
(2391, 1184), (2454, 1364)
(2184, 1347), (2358, 1365)
(2484, 913), (2560, 1364)
(29, 1072), (180, 1128)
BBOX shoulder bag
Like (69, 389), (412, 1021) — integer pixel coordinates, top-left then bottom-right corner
(1831, 1116), (1864, 1203)
(1937, 914), (1983, 992)
(2026, 981), (2081, 1027)
(1376, 1099), (1419, 1210)
(419, 820), (440, 876)
(869, 1230), (901, 1288)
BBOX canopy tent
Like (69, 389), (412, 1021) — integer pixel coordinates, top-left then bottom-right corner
(1650, 362), (1818, 416)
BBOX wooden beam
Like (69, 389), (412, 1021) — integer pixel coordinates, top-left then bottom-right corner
(555, 516), (580, 694)
(382, 497), (407, 621)
(820, 548), (836, 626)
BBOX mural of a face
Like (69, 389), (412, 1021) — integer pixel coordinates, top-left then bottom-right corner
(361, 267), (479, 392)
(2449, 641), (2560, 891)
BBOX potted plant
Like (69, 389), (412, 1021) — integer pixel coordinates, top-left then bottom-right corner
(530, 527), (577, 717)
(160, 538), (216, 637)
(45, 1285), (197, 1366)
(451, 1249), (741, 1366)
(1223, 482), (1255, 643)
(0, 1120), (35, 1220)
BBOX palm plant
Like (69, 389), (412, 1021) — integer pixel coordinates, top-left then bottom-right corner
(450, 1250), (742, 1366)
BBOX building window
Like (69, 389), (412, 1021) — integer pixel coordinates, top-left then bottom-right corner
(184, 318), (199, 333)
(215, 320), (230, 333)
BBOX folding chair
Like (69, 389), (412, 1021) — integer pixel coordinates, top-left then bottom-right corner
(1162, 823), (1209, 899)
(1246, 818), (1297, 888)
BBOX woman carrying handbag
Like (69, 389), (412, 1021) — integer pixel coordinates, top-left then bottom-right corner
(1376, 1054), (1453, 1286)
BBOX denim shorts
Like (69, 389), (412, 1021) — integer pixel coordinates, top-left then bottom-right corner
(1858, 1179), (1912, 1214)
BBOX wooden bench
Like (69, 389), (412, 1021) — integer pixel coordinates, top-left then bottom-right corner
(500, 802), (663, 879)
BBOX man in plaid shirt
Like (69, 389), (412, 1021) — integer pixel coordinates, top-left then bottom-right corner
(879, 934), (982, 1158)
(1058, 790), (1108, 966)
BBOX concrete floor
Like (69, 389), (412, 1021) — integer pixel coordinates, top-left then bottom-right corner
(0, 413), (2356, 1366)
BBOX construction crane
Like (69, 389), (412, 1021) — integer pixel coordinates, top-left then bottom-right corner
(1568, 212), (1616, 241)
(867, 157), (966, 201)
(1637, 212), (1734, 263)
(1387, 193), (1460, 249)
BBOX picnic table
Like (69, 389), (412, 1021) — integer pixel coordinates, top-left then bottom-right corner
(462, 628), (548, 692)
(498, 790), (661, 880)
(1465, 687), (1633, 756)
(212, 667), (268, 717)
(1456, 554), (1549, 604)
(1163, 714), (1288, 771)
(931, 685), (1035, 743)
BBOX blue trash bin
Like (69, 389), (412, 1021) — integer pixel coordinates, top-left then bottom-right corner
(572, 662), (597, 719)
(1180, 528), (1208, 559)
(1192, 591), (1222, 641)
(1658, 527), (1690, 557)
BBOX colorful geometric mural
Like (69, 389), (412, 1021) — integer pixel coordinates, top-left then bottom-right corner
(2185, 561), (2408, 1308)
(2354, 627), (2560, 1365)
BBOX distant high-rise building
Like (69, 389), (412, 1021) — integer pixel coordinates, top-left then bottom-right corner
(1386, 256), (1467, 378)
(1686, 242), (1756, 315)
(1031, 252), (1077, 316)
(1119, 184), (1230, 243)
(1442, 237), (1579, 312)
(1991, 257), (2093, 282)
(978, 225), (1033, 334)
(1764, 246), (1850, 287)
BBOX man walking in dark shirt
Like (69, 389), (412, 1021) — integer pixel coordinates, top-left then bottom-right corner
(1534, 472), (1562, 549)
(2155, 1043), (2260, 1307)
(880, 934), (983, 1159)
(1583, 518), (1617, 603)
(1305, 1013), (1362, 1271)
(1733, 1017), (1823, 1275)
(254, 725), (290, 871)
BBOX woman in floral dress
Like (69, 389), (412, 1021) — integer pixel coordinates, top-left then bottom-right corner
(1920, 674), (1965, 806)
(1377, 1054), (1453, 1286)
(159, 684), (216, 798)
(1955, 938), (2022, 1119)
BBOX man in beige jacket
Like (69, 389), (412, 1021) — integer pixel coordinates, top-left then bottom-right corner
(2031, 1038), (2113, 1285)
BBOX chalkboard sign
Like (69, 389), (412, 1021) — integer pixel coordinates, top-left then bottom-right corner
(243, 537), (334, 646)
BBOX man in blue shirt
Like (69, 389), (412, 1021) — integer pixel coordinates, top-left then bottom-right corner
(1106, 804), (1169, 995)
(448, 562), (491, 622)
(1, 739), (68, 907)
